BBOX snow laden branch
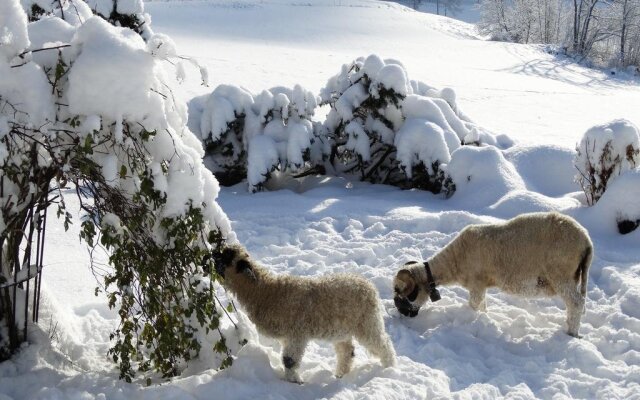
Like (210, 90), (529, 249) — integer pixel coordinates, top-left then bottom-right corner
(1, 0), (238, 381)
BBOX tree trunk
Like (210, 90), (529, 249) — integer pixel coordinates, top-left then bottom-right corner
(620, 0), (629, 65)
(573, 0), (581, 52)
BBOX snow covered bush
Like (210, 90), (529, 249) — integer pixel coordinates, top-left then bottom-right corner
(584, 168), (640, 234)
(22, 0), (151, 37)
(321, 55), (495, 194)
(1, 0), (237, 380)
(575, 119), (640, 205)
(198, 84), (326, 191)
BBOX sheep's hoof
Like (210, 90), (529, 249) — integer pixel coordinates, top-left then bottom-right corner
(285, 373), (303, 384)
(567, 331), (582, 339)
(469, 301), (487, 312)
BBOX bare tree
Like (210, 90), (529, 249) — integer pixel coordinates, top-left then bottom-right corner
(480, 0), (640, 68)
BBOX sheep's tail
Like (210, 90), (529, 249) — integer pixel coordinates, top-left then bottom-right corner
(576, 245), (592, 298)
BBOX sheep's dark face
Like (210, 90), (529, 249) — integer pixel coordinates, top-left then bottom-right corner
(214, 246), (238, 278)
(214, 245), (256, 282)
(393, 263), (429, 318)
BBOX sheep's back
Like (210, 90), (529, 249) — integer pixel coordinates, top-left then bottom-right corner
(245, 273), (381, 340)
(468, 212), (591, 290)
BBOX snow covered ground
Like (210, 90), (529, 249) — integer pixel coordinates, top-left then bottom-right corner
(2, 1), (640, 399)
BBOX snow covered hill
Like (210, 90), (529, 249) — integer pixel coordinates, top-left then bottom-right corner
(1, 1), (640, 399)
(146, 0), (640, 148)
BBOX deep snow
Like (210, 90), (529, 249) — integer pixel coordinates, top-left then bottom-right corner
(2, 1), (640, 399)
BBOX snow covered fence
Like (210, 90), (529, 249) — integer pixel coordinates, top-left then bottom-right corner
(0, 207), (47, 361)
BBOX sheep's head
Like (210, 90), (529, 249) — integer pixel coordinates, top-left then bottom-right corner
(214, 244), (257, 283)
(393, 261), (431, 317)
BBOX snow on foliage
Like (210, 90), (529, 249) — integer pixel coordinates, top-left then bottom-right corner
(575, 119), (640, 205)
(0, 0), (237, 379)
(394, 119), (451, 178)
(23, 0), (151, 37)
(0, 0), (30, 61)
(197, 84), (324, 191)
(321, 54), (501, 194)
(193, 54), (509, 195)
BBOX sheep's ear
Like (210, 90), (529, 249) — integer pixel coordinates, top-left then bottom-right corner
(236, 259), (257, 281)
(394, 269), (416, 297)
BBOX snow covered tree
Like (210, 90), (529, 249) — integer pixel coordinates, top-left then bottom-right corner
(321, 55), (497, 194)
(575, 119), (640, 205)
(198, 84), (326, 192)
(571, 0), (603, 57)
(437, 0), (464, 17)
(602, 0), (640, 67)
(479, 0), (640, 68)
(479, 0), (565, 44)
(1, 0), (237, 381)
(411, 0), (425, 9)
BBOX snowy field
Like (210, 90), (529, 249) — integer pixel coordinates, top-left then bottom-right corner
(2, 0), (640, 399)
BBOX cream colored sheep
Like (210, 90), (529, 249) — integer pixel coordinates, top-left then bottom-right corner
(393, 212), (593, 337)
(215, 245), (396, 383)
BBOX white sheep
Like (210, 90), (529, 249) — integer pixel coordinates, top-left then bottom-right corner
(393, 212), (593, 337)
(215, 244), (396, 383)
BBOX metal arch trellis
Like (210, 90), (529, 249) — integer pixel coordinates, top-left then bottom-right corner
(0, 203), (48, 359)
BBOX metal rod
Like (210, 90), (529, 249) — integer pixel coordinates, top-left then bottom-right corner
(23, 207), (35, 341)
(33, 211), (41, 322)
(11, 237), (18, 350)
(35, 206), (47, 323)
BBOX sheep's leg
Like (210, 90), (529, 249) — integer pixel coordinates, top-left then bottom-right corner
(469, 287), (487, 312)
(355, 321), (396, 368)
(334, 338), (355, 378)
(281, 338), (307, 383)
(557, 283), (585, 338)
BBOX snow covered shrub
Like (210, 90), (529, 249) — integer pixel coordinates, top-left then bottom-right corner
(198, 84), (325, 191)
(575, 119), (640, 205)
(589, 169), (640, 235)
(321, 55), (493, 194)
(1, 1), (236, 380)
(22, 0), (150, 37)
